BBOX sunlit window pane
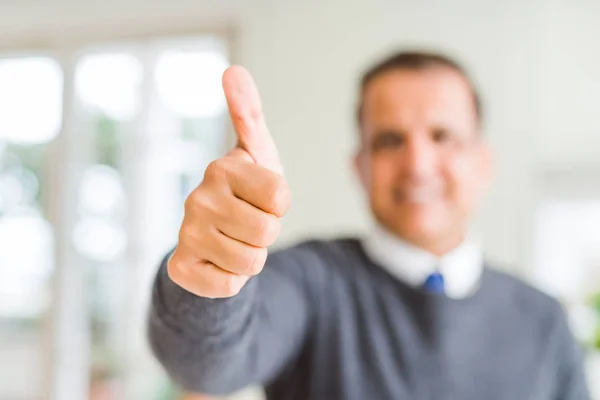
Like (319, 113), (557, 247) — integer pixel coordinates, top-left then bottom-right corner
(78, 164), (125, 217)
(76, 53), (142, 121)
(0, 165), (39, 212)
(0, 207), (53, 317)
(533, 199), (600, 347)
(0, 172), (25, 211)
(0, 57), (63, 145)
(533, 200), (600, 298)
(72, 217), (127, 263)
(155, 51), (229, 118)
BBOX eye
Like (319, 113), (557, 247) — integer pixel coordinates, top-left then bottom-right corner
(432, 128), (451, 143)
(371, 131), (404, 151)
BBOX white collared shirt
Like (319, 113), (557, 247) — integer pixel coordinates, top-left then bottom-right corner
(361, 224), (484, 299)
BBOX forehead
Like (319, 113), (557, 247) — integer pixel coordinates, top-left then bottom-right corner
(361, 68), (477, 129)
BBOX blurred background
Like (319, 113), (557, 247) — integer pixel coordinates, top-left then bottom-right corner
(0, 0), (599, 399)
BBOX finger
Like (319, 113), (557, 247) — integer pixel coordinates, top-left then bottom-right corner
(168, 253), (249, 299)
(199, 228), (267, 276)
(224, 149), (291, 217)
(222, 65), (283, 175)
(212, 194), (281, 247)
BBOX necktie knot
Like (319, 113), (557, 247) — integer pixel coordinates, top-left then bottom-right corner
(422, 272), (445, 294)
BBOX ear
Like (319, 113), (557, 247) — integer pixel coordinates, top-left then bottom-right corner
(353, 149), (369, 191)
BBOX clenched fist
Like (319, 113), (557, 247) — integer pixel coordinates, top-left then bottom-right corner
(167, 66), (291, 298)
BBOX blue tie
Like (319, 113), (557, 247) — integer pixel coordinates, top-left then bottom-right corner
(422, 272), (445, 294)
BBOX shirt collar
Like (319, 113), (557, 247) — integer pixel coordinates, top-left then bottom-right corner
(361, 224), (484, 299)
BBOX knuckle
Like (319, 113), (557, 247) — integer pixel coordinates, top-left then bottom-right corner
(221, 275), (245, 297)
(178, 223), (205, 246)
(167, 253), (191, 288)
(232, 110), (262, 133)
(254, 215), (280, 247)
(267, 176), (291, 216)
(166, 255), (183, 285)
(227, 147), (254, 163)
(240, 247), (267, 276)
(184, 188), (223, 223)
(204, 158), (228, 182)
(231, 115), (252, 135)
(184, 187), (206, 212)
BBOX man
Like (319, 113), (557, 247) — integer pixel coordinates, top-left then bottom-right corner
(148, 51), (589, 399)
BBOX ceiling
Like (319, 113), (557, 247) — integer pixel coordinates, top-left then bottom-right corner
(0, 0), (250, 47)
(0, 0), (247, 30)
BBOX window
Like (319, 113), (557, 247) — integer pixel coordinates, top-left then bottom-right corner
(533, 200), (600, 302)
(0, 56), (63, 399)
(0, 36), (230, 400)
(531, 171), (600, 396)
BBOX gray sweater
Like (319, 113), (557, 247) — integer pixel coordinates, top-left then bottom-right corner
(148, 238), (590, 399)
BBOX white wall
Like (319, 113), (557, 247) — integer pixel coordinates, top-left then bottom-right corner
(537, 1), (600, 168)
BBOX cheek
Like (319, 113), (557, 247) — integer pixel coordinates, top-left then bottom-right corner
(369, 155), (397, 194)
(445, 156), (482, 206)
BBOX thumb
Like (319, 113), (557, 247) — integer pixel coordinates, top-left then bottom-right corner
(222, 65), (283, 175)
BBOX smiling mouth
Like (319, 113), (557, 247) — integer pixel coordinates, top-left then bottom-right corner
(392, 187), (444, 204)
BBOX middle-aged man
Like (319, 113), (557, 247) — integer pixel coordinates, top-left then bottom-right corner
(148, 51), (589, 399)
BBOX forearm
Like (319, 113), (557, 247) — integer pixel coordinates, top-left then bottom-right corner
(148, 253), (259, 394)
(148, 248), (313, 395)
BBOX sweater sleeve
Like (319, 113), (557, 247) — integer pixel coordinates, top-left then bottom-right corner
(147, 243), (326, 395)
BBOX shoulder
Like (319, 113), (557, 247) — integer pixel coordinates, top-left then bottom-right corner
(483, 267), (567, 330)
(483, 268), (586, 391)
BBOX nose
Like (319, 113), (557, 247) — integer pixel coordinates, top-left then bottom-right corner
(402, 136), (437, 179)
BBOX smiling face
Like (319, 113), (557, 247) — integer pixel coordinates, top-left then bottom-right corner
(355, 67), (491, 255)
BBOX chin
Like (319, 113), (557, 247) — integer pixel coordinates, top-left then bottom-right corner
(396, 221), (440, 242)
(386, 208), (448, 242)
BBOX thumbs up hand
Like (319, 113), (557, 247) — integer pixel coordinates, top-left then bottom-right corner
(168, 66), (291, 298)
